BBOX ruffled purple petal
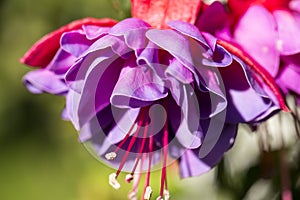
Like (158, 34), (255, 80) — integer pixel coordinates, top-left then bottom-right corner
(45, 48), (77, 73)
(82, 25), (110, 40)
(179, 123), (237, 178)
(220, 60), (278, 123)
(165, 58), (194, 84)
(169, 85), (202, 149)
(23, 69), (68, 95)
(109, 18), (150, 36)
(65, 90), (81, 129)
(111, 57), (167, 108)
(168, 21), (232, 67)
(76, 55), (124, 127)
(123, 28), (149, 55)
(60, 30), (94, 57)
(167, 20), (208, 47)
(195, 1), (232, 40)
(146, 29), (196, 74)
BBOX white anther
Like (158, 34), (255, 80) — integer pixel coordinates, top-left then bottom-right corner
(164, 189), (170, 200)
(125, 174), (134, 183)
(144, 186), (153, 200)
(109, 173), (120, 189)
(128, 191), (137, 200)
(105, 152), (117, 160)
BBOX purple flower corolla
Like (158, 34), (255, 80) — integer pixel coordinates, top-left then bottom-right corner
(63, 18), (280, 198)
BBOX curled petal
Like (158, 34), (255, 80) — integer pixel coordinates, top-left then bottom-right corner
(111, 58), (167, 108)
(220, 60), (279, 123)
(179, 124), (237, 178)
(77, 56), (124, 127)
(23, 70), (68, 95)
(20, 18), (117, 67)
(60, 30), (94, 57)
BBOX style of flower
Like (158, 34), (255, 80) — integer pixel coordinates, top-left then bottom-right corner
(227, 0), (300, 103)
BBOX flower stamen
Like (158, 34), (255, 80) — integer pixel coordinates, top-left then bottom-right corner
(126, 116), (150, 183)
(142, 135), (154, 200)
(159, 115), (169, 198)
(105, 152), (117, 160)
(144, 186), (153, 200)
(109, 173), (120, 190)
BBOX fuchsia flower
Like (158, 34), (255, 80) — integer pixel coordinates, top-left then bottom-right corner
(227, 0), (300, 103)
(20, 0), (290, 199)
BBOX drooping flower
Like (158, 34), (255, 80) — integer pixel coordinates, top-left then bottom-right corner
(20, 0), (290, 199)
(63, 17), (284, 199)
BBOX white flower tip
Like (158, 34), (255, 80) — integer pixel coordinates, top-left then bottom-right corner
(128, 191), (137, 200)
(164, 189), (170, 200)
(109, 173), (120, 189)
(144, 186), (152, 200)
(156, 196), (163, 200)
(105, 152), (117, 160)
(125, 174), (134, 183)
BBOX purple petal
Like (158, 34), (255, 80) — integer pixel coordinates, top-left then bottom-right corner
(124, 28), (149, 55)
(65, 49), (116, 93)
(195, 67), (227, 117)
(109, 18), (150, 36)
(168, 20), (232, 67)
(61, 30), (93, 57)
(234, 5), (280, 76)
(83, 25), (110, 40)
(220, 60), (279, 123)
(23, 70), (68, 95)
(146, 29), (196, 74)
(46, 49), (76, 73)
(168, 87), (202, 149)
(179, 124), (237, 178)
(165, 58), (194, 84)
(65, 90), (81, 130)
(167, 20), (208, 46)
(77, 55), (124, 127)
(111, 58), (167, 108)
(195, 1), (232, 39)
(137, 41), (166, 79)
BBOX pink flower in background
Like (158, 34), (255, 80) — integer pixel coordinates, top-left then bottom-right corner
(228, 0), (300, 103)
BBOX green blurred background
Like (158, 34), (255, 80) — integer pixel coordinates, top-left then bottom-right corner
(0, 0), (299, 199)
